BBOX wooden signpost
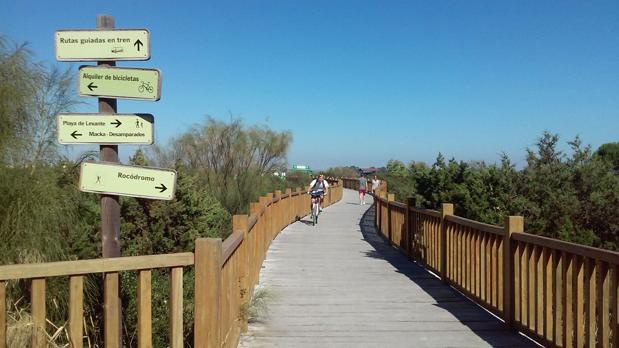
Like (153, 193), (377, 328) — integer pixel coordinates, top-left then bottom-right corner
(55, 15), (175, 347)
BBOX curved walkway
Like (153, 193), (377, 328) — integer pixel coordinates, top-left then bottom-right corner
(240, 189), (535, 347)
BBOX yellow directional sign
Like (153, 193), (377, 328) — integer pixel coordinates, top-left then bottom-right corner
(56, 29), (150, 61)
(80, 161), (177, 200)
(78, 66), (161, 101)
(57, 113), (154, 145)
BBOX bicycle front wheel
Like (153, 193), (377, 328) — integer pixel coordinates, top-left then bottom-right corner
(312, 203), (319, 225)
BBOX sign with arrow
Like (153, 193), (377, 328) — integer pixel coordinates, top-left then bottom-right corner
(78, 66), (161, 101)
(57, 113), (154, 145)
(80, 161), (177, 200)
(55, 29), (150, 61)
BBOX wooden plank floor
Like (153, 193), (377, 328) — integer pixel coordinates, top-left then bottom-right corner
(239, 189), (536, 348)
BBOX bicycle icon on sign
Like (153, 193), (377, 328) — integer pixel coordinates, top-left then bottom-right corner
(138, 81), (154, 94)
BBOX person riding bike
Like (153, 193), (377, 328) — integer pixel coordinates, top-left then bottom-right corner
(307, 174), (329, 211)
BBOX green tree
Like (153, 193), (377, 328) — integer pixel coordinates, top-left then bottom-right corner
(382, 131), (618, 250)
(150, 117), (292, 214)
(595, 142), (619, 172)
(0, 37), (78, 166)
(386, 159), (407, 177)
(323, 166), (359, 178)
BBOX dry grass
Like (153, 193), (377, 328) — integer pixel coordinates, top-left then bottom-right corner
(5, 297), (99, 348)
(240, 287), (275, 324)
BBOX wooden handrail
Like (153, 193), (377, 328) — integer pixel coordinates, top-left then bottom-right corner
(221, 231), (244, 267)
(248, 214), (259, 231)
(412, 208), (441, 218)
(445, 215), (504, 236)
(512, 231), (619, 265)
(0, 252), (194, 280)
(389, 201), (407, 209)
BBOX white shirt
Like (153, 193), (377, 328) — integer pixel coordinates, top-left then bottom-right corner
(308, 179), (329, 192)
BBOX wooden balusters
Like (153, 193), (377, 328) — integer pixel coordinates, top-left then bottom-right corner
(137, 270), (152, 348)
(69, 275), (84, 348)
(31, 278), (46, 348)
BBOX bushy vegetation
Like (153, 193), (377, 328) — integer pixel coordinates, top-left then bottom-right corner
(323, 166), (360, 178)
(382, 133), (619, 250)
(0, 37), (292, 346)
(149, 117), (293, 215)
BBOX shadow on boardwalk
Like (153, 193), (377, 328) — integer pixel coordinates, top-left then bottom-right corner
(358, 206), (537, 348)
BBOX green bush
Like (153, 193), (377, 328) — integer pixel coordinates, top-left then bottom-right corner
(384, 132), (619, 250)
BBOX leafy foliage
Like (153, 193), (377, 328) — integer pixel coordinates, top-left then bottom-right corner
(0, 36), (78, 166)
(323, 166), (360, 178)
(383, 132), (619, 250)
(149, 117), (292, 214)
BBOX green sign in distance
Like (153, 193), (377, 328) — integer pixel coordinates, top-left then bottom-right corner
(80, 161), (177, 200)
(56, 29), (150, 61)
(78, 66), (161, 101)
(57, 113), (154, 145)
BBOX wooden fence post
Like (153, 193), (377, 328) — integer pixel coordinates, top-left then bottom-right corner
(294, 188), (301, 220)
(266, 193), (274, 239)
(194, 238), (222, 348)
(387, 194), (395, 243)
(274, 190), (282, 235)
(375, 192), (381, 233)
(377, 192), (385, 234)
(440, 203), (454, 283)
(504, 216), (523, 328)
(233, 215), (249, 332)
(286, 188), (292, 224)
(406, 197), (415, 259)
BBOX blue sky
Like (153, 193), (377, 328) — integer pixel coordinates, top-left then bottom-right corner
(2, 1), (618, 169)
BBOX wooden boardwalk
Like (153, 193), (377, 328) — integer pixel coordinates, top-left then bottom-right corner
(240, 189), (536, 348)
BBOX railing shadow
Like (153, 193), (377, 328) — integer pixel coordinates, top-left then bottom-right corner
(358, 204), (537, 348)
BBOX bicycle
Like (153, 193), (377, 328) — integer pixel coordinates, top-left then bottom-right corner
(138, 81), (154, 93)
(309, 190), (323, 226)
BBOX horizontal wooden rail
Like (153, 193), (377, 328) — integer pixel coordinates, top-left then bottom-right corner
(340, 176), (619, 348)
(512, 232), (619, 265)
(412, 208), (441, 218)
(389, 201), (407, 209)
(446, 215), (504, 236)
(247, 215), (259, 232)
(221, 231), (244, 267)
(0, 252), (194, 280)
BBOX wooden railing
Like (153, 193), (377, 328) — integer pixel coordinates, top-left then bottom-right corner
(0, 181), (343, 348)
(341, 178), (619, 348)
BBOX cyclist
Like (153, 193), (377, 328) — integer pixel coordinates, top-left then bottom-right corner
(307, 174), (329, 211)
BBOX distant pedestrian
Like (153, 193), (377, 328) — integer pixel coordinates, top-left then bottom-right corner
(371, 175), (380, 194)
(359, 174), (368, 205)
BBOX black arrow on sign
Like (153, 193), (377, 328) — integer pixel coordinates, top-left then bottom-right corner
(87, 82), (98, 91)
(155, 184), (167, 193)
(71, 130), (82, 139)
(134, 39), (143, 51)
(111, 119), (122, 128)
